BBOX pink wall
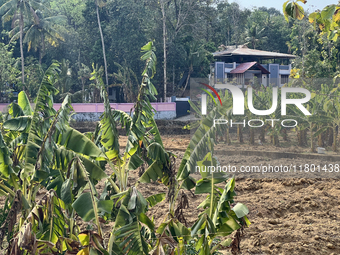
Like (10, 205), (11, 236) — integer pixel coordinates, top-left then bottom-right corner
(0, 102), (176, 113)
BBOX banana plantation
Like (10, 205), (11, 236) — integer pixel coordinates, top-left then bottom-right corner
(0, 42), (250, 255)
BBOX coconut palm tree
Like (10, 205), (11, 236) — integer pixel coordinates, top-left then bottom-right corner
(0, 0), (48, 85)
(19, 9), (65, 65)
(245, 23), (267, 49)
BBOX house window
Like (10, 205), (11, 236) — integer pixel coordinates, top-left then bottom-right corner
(281, 75), (289, 84)
(109, 88), (113, 96)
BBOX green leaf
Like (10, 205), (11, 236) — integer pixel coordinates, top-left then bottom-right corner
(243, 215), (251, 227)
(72, 193), (113, 222)
(98, 199), (114, 214)
(147, 142), (168, 163)
(156, 222), (168, 235)
(177, 98), (233, 181)
(217, 223), (234, 236)
(191, 214), (206, 236)
(308, 12), (318, 23)
(127, 153), (144, 170)
(115, 220), (149, 255)
(321, 5), (336, 20)
(146, 193), (166, 207)
(139, 212), (154, 231)
(81, 156), (107, 180)
(57, 126), (106, 159)
(8, 103), (24, 117)
(195, 179), (214, 194)
(127, 187), (138, 210)
(3, 116), (31, 131)
(72, 193), (94, 222)
(170, 221), (191, 242)
(200, 88), (217, 105)
(61, 179), (72, 204)
(0, 130), (14, 177)
(220, 238), (232, 247)
(283, 0), (290, 21)
(224, 217), (240, 231)
(139, 161), (164, 183)
(232, 203), (249, 218)
(181, 176), (196, 190)
(18, 91), (32, 115)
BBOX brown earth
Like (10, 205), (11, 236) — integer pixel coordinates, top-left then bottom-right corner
(114, 131), (340, 255)
(72, 122), (340, 254)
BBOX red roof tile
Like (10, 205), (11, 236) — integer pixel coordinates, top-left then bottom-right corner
(230, 62), (270, 74)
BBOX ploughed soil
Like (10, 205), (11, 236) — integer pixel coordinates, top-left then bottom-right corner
(2, 121), (339, 254)
(118, 123), (340, 255)
(114, 125), (340, 254)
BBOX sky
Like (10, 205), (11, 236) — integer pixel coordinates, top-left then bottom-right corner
(231, 0), (338, 13)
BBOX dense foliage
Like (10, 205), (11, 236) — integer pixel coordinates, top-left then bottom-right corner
(0, 0), (298, 103)
(0, 41), (250, 255)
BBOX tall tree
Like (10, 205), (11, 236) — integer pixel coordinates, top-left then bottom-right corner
(95, 0), (108, 86)
(0, 0), (47, 85)
(160, 0), (168, 101)
(10, 9), (65, 65)
(245, 23), (266, 49)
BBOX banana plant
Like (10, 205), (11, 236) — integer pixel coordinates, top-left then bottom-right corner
(288, 85), (330, 152)
(0, 43), (251, 255)
(86, 41), (174, 254)
(172, 93), (250, 254)
(189, 153), (250, 254)
(322, 84), (340, 152)
(91, 41), (166, 193)
(245, 88), (260, 145)
(0, 63), (116, 253)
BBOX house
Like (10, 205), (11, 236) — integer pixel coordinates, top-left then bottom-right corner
(210, 44), (295, 88)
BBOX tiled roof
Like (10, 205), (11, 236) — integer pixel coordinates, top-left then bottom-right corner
(230, 62), (270, 74)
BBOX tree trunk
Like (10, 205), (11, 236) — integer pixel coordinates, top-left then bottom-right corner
(237, 125), (243, 143)
(249, 128), (254, 145)
(95, 0), (109, 87)
(310, 123), (315, 153)
(39, 34), (45, 65)
(81, 78), (85, 103)
(259, 125), (266, 144)
(297, 129), (303, 146)
(273, 134), (279, 146)
(332, 125), (337, 152)
(328, 127), (333, 147)
(161, 0), (167, 101)
(172, 65), (175, 92)
(39, 49), (42, 65)
(181, 66), (192, 96)
(318, 133), (323, 147)
(226, 127), (231, 145)
(282, 128), (288, 141)
(302, 129), (307, 146)
(20, 13), (25, 85)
